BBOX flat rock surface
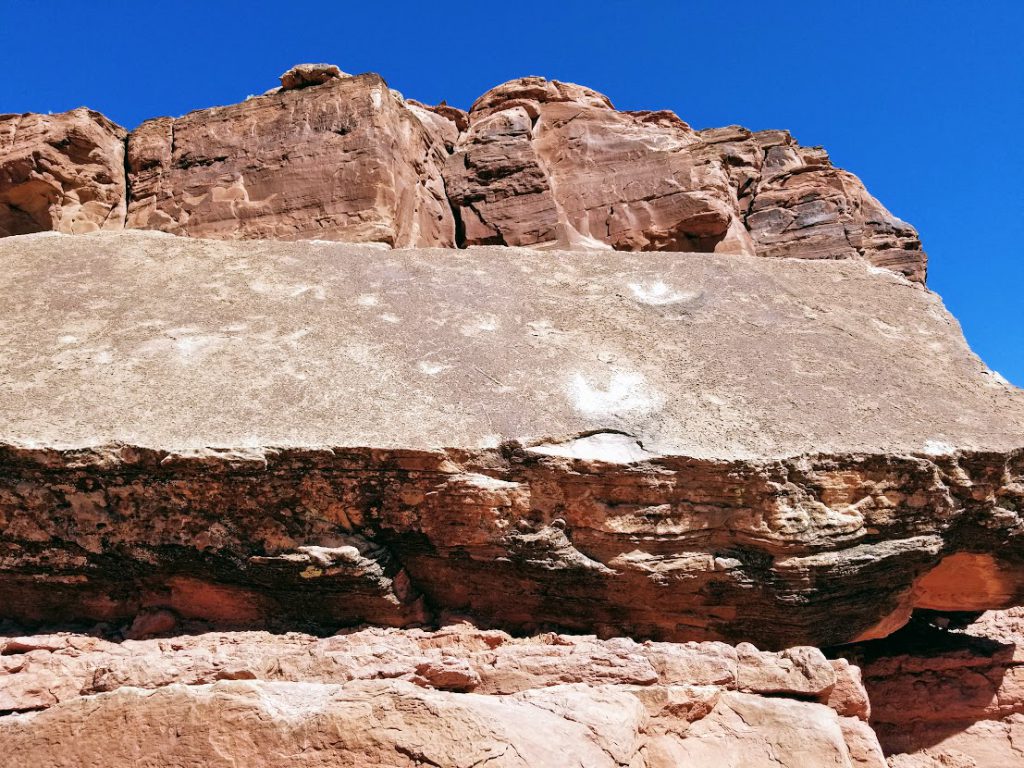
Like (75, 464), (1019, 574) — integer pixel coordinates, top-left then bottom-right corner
(0, 230), (1019, 457)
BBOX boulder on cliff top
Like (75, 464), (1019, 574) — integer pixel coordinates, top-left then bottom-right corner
(279, 62), (349, 90)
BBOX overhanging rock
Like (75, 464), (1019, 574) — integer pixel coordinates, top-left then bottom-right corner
(0, 231), (1021, 647)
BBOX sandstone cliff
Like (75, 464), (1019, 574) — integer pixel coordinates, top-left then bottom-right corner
(0, 108), (126, 236)
(0, 65), (928, 280)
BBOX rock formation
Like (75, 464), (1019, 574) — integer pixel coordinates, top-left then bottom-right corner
(0, 67), (927, 280)
(0, 232), (1020, 652)
(0, 108), (127, 236)
(126, 71), (454, 246)
(0, 624), (887, 767)
(697, 125), (927, 282)
(0, 66), (1018, 766)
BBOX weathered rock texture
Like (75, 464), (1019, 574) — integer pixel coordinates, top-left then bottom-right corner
(0, 68), (928, 280)
(0, 109), (127, 236)
(443, 77), (747, 254)
(698, 125), (926, 282)
(0, 232), (1020, 650)
(0, 624), (885, 767)
(838, 608), (1024, 766)
(443, 77), (925, 281)
(126, 72), (454, 246)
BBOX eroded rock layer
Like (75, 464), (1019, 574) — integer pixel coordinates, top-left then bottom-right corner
(0, 67), (928, 280)
(0, 624), (885, 767)
(0, 232), (1021, 649)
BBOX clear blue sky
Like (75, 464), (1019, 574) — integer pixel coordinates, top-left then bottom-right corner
(2, 1), (1021, 384)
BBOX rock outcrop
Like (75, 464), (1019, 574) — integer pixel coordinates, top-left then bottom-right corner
(838, 608), (1024, 766)
(0, 108), (127, 236)
(443, 77), (748, 254)
(0, 624), (885, 767)
(697, 126), (927, 283)
(0, 232), (1019, 650)
(126, 72), (454, 246)
(0, 67), (928, 280)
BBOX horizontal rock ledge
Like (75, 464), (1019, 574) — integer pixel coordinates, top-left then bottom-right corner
(0, 625), (884, 767)
(0, 232), (1022, 648)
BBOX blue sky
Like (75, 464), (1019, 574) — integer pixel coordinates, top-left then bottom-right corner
(2, 1), (1021, 384)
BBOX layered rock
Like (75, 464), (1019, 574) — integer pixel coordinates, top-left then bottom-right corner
(442, 76), (926, 280)
(698, 126), (927, 282)
(126, 71), (454, 246)
(443, 77), (752, 254)
(838, 608), (1024, 766)
(0, 68), (928, 280)
(0, 108), (127, 236)
(0, 232), (1019, 649)
(0, 624), (884, 767)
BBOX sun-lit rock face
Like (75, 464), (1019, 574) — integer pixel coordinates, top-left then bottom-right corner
(0, 66), (1013, 766)
(0, 624), (885, 768)
(444, 76), (750, 254)
(442, 77), (926, 280)
(0, 108), (127, 236)
(125, 72), (454, 246)
(0, 232), (1020, 650)
(0, 67), (928, 281)
(697, 125), (927, 282)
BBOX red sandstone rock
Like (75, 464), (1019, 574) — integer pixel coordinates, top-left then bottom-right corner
(0, 625), (880, 766)
(0, 108), (126, 236)
(698, 125), (927, 281)
(444, 76), (748, 254)
(442, 76), (925, 280)
(126, 72), (454, 246)
(0, 68), (929, 281)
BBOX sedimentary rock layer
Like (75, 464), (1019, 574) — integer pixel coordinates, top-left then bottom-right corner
(0, 624), (884, 767)
(0, 68), (928, 280)
(0, 232), (1020, 648)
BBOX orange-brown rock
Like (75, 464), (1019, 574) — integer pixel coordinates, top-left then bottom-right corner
(0, 68), (929, 281)
(839, 608), (1024, 766)
(698, 126), (927, 282)
(0, 108), (127, 236)
(444, 77), (748, 253)
(0, 624), (884, 767)
(125, 72), (454, 246)
(442, 76), (925, 280)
